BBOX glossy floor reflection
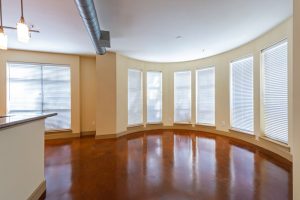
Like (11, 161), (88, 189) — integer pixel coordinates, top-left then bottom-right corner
(44, 130), (292, 200)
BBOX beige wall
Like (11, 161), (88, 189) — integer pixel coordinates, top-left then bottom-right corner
(0, 50), (81, 134)
(80, 56), (96, 132)
(293, 0), (300, 199)
(96, 53), (117, 136)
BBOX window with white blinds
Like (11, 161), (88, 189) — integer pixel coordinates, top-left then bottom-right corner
(196, 67), (215, 125)
(147, 71), (162, 123)
(230, 57), (254, 134)
(174, 71), (191, 123)
(262, 41), (288, 143)
(128, 69), (143, 125)
(7, 63), (71, 130)
(42, 66), (71, 130)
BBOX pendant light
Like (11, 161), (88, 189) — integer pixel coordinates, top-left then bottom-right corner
(17, 0), (30, 43)
(0, 0), (8, 50)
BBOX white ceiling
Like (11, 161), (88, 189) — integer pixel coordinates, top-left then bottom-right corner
(2, 0), (94, 55)
(2, 0), (292, 62)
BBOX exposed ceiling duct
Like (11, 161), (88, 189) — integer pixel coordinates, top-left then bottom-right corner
(74, 0), (110, 55)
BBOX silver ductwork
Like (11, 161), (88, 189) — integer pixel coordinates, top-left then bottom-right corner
(74, 0), (110, 55)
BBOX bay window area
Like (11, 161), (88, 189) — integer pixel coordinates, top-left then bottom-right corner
(125, 39), (289, 147)
(7, 63), (71, 131)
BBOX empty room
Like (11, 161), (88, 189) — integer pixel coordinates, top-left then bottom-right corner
(0, 0), (300, 199)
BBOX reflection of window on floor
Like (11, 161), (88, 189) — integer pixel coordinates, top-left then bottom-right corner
(7, 63), (71, 131)
(230, 146), (254, 199)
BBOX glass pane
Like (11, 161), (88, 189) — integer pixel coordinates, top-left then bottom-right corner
(147, 71), (162, 123)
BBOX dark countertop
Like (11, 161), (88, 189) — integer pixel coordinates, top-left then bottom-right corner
(0, 113), (57, 130)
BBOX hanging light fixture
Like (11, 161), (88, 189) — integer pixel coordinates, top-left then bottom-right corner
(0, 28), (7, 50)
(17, 0), (30, 43)
(0, 0), (39, 50)
(0, 0), (8, 50)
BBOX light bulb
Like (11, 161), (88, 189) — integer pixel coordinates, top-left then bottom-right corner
(0, 29), (8, 50)
(17, 20), (30, 43)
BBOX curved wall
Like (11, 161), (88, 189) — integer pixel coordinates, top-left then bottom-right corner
(113, 17), (293, 160)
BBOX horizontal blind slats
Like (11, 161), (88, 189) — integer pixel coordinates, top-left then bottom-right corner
(231, 57), (254, 134)
(7, 63), (71, 130)
(43, 65), (71, 130)
(263, 41), (288, 143)
(128, 69), (143, 125)
(174, 71), (191, 123)
(147, 71), (162, 123)
(196, 67), (215, 125)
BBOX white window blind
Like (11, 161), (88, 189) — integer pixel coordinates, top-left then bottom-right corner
(42, 66), (71, 130)
(196, 67), (215, 125)
(128, 69), (143, 125)
(147, 71), (162, 123)
(174, 71), (191, 123)
(7, 63), (71, 130)
(230, 57), (254, 133)
(262, 41), (288, 143)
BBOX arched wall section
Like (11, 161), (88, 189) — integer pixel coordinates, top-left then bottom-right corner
(110, 17), (293, 161)
(96, 18), (293, 160)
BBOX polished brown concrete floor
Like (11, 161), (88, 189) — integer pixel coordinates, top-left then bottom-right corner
(44, 130), (292, 200)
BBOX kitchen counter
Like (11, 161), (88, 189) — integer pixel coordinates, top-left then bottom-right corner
(0, 113), (57, 130)
(0, 113), (56, 200)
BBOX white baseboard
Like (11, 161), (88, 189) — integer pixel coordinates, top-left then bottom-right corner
(28, 180), (46, 200)
(45, 132), (80, 140)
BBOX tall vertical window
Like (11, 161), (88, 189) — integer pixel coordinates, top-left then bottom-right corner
(128, 69), (143, 125)
(196, 67), (215, 125)
(262, 41), (288, 143)
(7, 63), (71, 130)
(230, 57), (254, 134)
(174, 71), (191, 123)
(147, 71), (162, 123)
